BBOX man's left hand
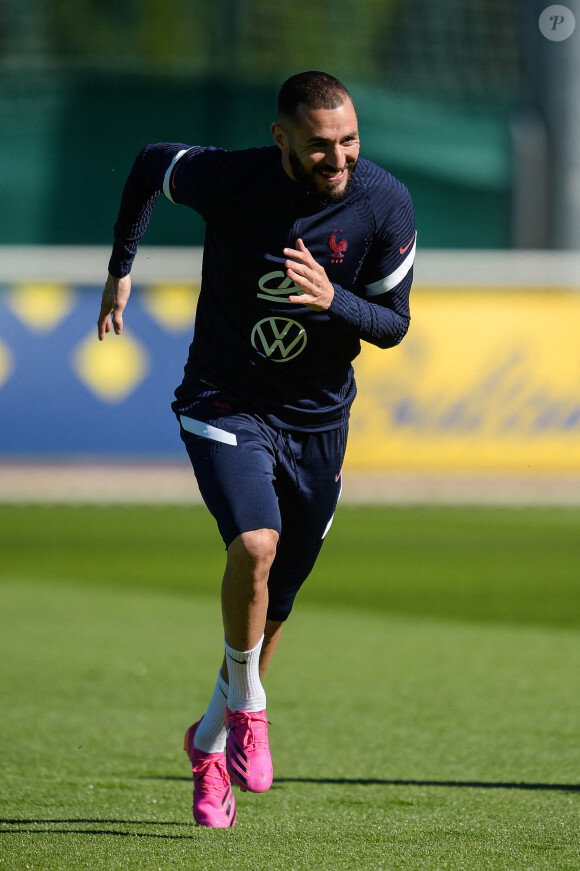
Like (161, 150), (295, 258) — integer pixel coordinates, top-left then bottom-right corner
(284, 239), (335, 312)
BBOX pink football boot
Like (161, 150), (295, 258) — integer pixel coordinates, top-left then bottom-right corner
(184, 721), (236, 827)
(225, 708), (273, 793)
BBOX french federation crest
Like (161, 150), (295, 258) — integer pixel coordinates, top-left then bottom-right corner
(328, 229), (347, 263)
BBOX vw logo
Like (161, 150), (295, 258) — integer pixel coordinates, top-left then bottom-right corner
(257, 270), (302, 303)
(251, 317), (307, 363)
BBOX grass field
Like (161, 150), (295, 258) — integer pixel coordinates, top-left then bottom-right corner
(0, 504), (579, 870)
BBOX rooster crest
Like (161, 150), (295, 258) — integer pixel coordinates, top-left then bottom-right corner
(328, 229), (348, 263)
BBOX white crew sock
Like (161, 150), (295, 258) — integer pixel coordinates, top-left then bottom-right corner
(225, 635), (267, 713)
(193, 669), (229, 753)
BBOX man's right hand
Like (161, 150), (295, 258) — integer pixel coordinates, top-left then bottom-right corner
(97, 273), (132, 341)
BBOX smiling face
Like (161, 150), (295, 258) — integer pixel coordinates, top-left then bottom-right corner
(272, 99), (360, 202)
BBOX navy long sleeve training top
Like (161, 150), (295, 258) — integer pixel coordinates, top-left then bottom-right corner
(108, 143), (416, 431)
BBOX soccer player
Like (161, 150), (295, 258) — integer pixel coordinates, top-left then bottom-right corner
(97, 71), (415, 827)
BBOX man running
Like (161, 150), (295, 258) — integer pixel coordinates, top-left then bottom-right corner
(98, 70), (416, 827)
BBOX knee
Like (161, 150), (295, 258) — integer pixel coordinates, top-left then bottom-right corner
(227, 528), (279, 581)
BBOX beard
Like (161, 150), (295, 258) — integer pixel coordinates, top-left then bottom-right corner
(288, 149), (357, 205)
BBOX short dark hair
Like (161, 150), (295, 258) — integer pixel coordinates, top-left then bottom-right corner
(277, 71), (353, 121)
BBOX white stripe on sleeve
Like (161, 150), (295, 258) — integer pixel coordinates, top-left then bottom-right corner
(364, 236), (417, 297)
(162, 149), (191, 203)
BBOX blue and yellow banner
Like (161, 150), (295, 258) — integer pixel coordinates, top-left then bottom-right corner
(0, 281), (199, 456)
(2, 280), (580, 470)
(348, 286), (580, 471)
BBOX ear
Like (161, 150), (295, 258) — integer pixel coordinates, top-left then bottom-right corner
(270, 122), (288, 154)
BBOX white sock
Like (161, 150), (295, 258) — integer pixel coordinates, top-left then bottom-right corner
(193, 670), (229, 753)
(225, 635), (267, 713)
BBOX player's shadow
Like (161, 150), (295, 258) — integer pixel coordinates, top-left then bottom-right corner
(152, 774), (579, 793)
(0, 819), (196, 839)
(2, 778), (577, 837)
(274, 776), (580, 793)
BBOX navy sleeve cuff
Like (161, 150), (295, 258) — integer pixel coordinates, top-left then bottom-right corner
(329, 283), (410, 349)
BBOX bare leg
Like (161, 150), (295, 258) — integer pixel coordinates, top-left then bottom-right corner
(220, 528), (279, 652)
(193, 531), (280, 771)
(260, 619), (284, 678)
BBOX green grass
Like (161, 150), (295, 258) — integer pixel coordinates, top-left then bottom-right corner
(1, 505), (579, 870)
(2, 504), (579, 627)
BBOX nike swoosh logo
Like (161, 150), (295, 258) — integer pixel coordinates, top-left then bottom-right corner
(229, 657), (248, 665)
(399, 233), (416, 255)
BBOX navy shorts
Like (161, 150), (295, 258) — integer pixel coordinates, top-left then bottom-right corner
(176, 388), (347, 621)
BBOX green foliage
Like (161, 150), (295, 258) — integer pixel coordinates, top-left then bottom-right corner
(46, 0), (398, 83)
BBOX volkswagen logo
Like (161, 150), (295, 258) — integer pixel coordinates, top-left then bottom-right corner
(251, 317), (307, 362)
